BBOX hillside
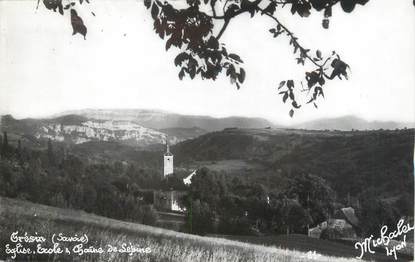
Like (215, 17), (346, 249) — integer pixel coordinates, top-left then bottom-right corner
(293, 116), (414, 131)
(0, 122), (413, 261)
(0, 197), (360, 262)
(0, 111), (276, 147)
(219, 234), (413, 262)
(3, 112), (412, 150)
(0, 114), (204, 147)
(172, 128), (414, 197)
(56, 109), (414, 131)
(160, 127), (208, 142)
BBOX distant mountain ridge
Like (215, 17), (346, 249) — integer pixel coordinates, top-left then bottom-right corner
(293, 115), (414, 131)
(1, 110), (413, 148)
(1, 115), (172, 146)
(55, 109), (414, 131)
(1, 110), (276, 147)
(55, 109), (276, 131)
(1, 109), (274, 147)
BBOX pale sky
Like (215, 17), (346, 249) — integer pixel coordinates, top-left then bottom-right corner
(0, 0), (414, 125)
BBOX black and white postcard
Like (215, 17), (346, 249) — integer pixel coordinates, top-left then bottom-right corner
(0, 0), (414, 261)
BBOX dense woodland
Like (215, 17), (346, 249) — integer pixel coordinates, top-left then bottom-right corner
(173, 128), (414, 198)
(0, 128), (413, 238)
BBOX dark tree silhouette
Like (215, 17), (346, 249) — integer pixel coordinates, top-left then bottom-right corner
(16, 140), (22, 161)
(47, 138), (56, 166)
(37, 0), (374, 116)
(1, 132), (9, 158)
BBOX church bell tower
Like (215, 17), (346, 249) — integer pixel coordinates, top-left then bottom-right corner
(163, 140), (173, 178)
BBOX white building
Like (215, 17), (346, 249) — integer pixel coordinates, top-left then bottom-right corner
(183, 170), (196, 185)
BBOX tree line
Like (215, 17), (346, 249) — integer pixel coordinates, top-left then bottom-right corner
(0, 132), (160, 225)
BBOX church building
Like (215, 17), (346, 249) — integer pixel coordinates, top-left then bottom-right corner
(163, 141), (173, 177)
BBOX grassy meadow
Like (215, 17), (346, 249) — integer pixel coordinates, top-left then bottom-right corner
(0, 197), (362, 262)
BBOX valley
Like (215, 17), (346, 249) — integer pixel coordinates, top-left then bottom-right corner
(0, 110), (413, 261)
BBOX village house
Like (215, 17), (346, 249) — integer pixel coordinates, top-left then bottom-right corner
(308, 207), (360, 239)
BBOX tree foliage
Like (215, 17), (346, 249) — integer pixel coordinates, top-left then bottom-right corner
(0, 131), (412, 237)
(38, 0), (374, 116)
(0, 140), (161, 225)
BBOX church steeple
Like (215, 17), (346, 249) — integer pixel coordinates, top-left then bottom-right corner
(166, 142), (170, 154)
(163, 138), (173, 177)
(164, 139), (172, 156)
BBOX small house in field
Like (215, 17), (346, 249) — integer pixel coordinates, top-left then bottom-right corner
(322, 218), (357, 239)
(308, 224), (323, 238)
(336, 207), (359, 230)
(308, 207), (359, 239)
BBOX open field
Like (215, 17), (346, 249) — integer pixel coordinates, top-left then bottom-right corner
(215, 234), (414, 262)
(0, 197), (362, 262)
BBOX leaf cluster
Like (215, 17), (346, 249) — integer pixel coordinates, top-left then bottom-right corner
(146, 0), (246, 88)
(39, 0), (89, 39)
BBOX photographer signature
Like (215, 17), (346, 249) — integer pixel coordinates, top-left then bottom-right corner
(354, 219), (414, 260)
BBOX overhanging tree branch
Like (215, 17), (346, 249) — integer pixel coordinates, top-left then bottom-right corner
(216, 19), (230, 40)
(258, 6), (320, 68)
(210, 0), (217, 17)
(36, 0), (374, 117)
